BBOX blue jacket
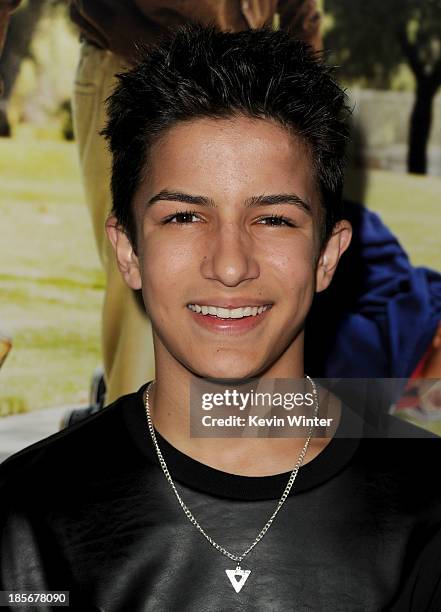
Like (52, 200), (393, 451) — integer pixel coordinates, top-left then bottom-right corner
(306, 201), (441, 378)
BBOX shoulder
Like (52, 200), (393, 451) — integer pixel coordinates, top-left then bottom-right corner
(354, 419), (441, 508)
(388, 524), (441, 611)
(0, 390), (140, 506)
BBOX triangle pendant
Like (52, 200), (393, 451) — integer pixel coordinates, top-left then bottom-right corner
(225, 567), (251, 593)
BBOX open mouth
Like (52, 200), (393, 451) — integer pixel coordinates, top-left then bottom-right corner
(187, 304), (272, 319)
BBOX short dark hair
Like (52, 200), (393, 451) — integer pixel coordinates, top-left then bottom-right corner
(103, 25), (350, 246)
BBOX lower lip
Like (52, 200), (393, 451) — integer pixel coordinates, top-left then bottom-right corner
(187, 307), (271, 334)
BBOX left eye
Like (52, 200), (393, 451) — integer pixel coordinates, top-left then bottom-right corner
(257, 216), (294, 227)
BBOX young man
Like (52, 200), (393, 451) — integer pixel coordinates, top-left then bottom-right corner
(69, 0), (322, 407)
(1, 26), (440, 611)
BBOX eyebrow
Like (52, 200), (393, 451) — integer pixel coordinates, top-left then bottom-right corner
(146, 190), (312, 215)
(147, 190), (216, 207)
(244, 193), (312, 215)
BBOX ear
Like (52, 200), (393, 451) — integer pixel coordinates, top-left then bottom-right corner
(105, 216), (142, 290)
(315, 220), (352, 293)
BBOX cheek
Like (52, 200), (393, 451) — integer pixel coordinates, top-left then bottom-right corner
(140, 231), (201, 303)
(264, 238), (316, 295)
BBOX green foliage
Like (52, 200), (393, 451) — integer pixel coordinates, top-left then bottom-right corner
(325, 0), (441, 89)
(343, 168), (441, 269)
(0, 397), (28, 417)
(0, 134), (103, 412)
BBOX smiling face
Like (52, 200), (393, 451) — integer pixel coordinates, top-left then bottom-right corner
(107, 116), (351, 381)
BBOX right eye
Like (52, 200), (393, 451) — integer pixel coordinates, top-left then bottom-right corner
(162, 211), (202, 224)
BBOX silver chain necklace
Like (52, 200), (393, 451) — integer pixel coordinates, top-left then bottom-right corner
(144, 376), (319, 593)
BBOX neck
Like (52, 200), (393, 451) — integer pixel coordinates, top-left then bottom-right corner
(146, 337), (337, 477)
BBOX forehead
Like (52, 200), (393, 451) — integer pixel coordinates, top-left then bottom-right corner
(144, 116), (319, 205)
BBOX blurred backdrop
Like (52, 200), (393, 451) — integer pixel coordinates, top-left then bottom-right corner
(0, 0), (440, 415)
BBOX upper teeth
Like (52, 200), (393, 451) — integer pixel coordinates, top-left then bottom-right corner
(188, 304), (270, 318)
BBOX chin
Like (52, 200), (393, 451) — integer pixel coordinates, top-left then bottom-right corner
(189, 357), (264, 383)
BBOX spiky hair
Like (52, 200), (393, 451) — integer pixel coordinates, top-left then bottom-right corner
(102, 25), (350, 245)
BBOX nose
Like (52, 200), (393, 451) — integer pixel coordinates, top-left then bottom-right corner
(201, 223), (259, 287)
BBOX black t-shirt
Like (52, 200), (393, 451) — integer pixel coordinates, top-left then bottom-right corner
(1, 384), (441, 612)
